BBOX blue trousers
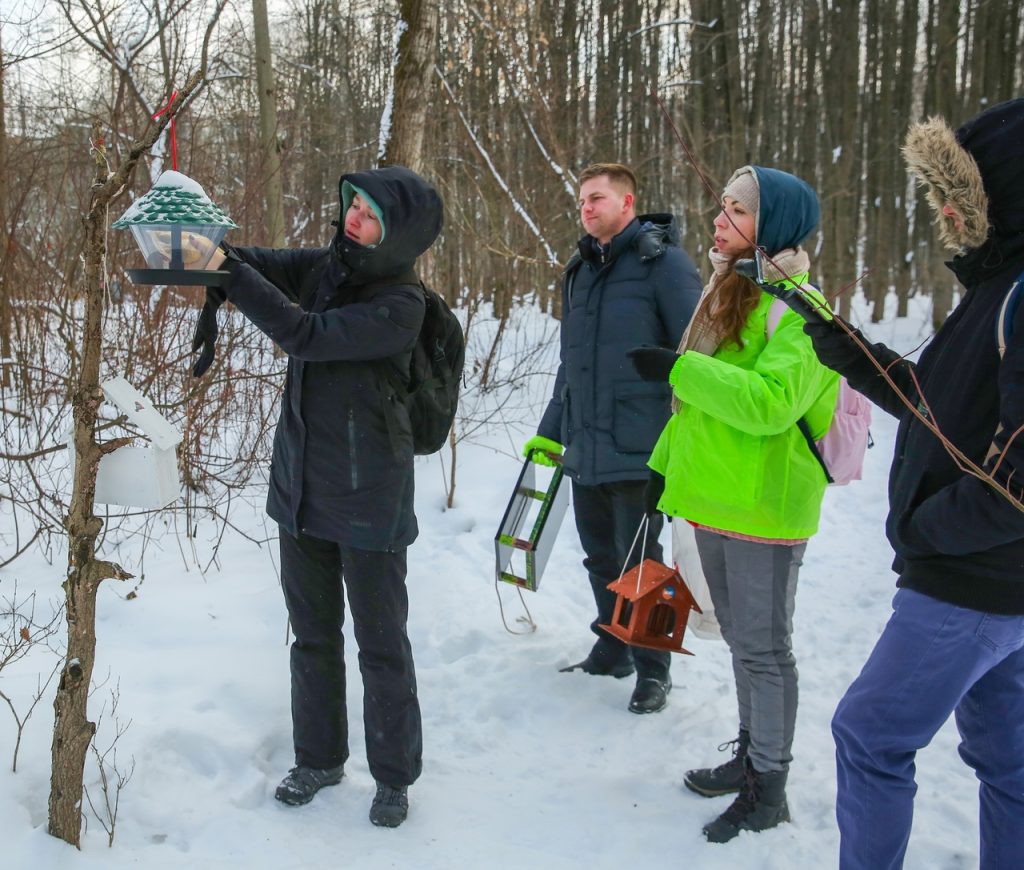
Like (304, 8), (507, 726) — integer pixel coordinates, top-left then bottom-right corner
(833, 588), (1024, 870)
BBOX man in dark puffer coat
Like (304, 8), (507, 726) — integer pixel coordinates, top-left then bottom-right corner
(523, 163), (702, 714)
(204, 166), (442, 828)
(805, 99), (1024, 870)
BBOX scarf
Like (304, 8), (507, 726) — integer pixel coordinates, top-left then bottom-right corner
(671, 246), (811, 413)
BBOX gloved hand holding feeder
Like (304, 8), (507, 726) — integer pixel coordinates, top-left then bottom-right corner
(644, 469), (666, 517)
(522, 434), (563, 467)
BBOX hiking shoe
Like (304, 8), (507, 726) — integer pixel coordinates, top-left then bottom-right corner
(369, 782), (409, 828)
(684, 730), (750, 797)
(274, 764), (344, 806)
(628, 676), (672, 714)
(702, 759), (790, 843)
(559, 654), (635, 679)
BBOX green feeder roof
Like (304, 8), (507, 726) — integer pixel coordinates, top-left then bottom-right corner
(112, 170), (238, 229)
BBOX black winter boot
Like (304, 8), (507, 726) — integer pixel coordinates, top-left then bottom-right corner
(369, 782), (409, 827)
(274, 764), (344, 806)
(560, 654), (635, 679)
(702, 758), (791, 843)
(683, 730), (750, 797)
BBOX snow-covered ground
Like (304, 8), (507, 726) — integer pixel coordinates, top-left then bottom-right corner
(2, 293), (980, 869)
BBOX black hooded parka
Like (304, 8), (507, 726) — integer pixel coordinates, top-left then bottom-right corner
(841, 99), (1024, 615)
(221, 166), (444, 551)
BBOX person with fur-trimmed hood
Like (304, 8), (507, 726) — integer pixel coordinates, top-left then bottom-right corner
(805, 98), (1024, 869)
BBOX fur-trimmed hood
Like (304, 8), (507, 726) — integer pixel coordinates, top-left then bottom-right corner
(903, 98), (1024, 254)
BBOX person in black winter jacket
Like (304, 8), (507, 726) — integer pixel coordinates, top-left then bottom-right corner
(523, 163), (702, 714)
(805, 99), (1024, 870)
(201, 166), (443, 828)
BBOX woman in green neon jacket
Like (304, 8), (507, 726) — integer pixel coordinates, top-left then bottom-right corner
(628, 165), (839, 843)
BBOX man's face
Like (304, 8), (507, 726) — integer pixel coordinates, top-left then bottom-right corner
(578, 175), (635, 244)
(344, 193), (383, 247)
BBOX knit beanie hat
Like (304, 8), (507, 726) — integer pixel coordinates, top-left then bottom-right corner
(340, 181), (386, 244)
(723, 168), (760, 229)
(730, 165), (820, 256)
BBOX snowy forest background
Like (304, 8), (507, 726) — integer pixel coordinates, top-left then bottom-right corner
(1, 0), (1023, 862)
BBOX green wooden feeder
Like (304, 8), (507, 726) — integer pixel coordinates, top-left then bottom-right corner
(113, 170), (238, 287)
(494, 451), (569, 591)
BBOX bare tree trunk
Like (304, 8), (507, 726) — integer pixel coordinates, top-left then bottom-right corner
(0, 35), (10, 390)
(820, 0), (860, 318)
(253, 0), (286, 246)
(48, 75), (205, 847)
(381, 0), (440, 174)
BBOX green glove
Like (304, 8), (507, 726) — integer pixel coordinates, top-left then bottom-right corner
(522, 435), (563, 467)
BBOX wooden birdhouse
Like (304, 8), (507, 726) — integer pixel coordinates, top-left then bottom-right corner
(600, 559), (702, 655)
(113, 170), (237, 287)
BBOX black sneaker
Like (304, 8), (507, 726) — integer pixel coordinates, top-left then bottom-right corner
(628, 676), (672, 714)
(369, 782), (409, 827)
(702, 759), (790, 843)
(274, 764), (344, 806)
(684, 730), (750, 797)
(559, 654), (635, 679)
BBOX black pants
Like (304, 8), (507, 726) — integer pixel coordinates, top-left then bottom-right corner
(279, 528), (422, 786)
(571, 480), (671, 681)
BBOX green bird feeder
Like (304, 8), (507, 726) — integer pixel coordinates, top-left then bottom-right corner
(494, 451), (569, 592)
(113, 170), (238, 287)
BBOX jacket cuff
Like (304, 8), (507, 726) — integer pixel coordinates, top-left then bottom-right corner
(668, 353), (687, 392)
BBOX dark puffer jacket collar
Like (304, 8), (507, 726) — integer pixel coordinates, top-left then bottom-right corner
(576, 213), (682, 267)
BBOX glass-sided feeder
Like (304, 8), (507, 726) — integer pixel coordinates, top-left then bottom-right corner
(113, 170), (237, 286)
(494, 450), (570, 592)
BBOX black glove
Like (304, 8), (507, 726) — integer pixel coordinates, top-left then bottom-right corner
(191, 290), (223, 378)
(643, 470), (666, 517)
(803, 317), (865, 374)
(627, 346), (681, 382)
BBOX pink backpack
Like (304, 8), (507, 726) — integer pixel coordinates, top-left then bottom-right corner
(767, 299), (873, 485)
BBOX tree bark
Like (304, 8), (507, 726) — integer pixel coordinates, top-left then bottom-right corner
(0, 35), (10, 390)
(253, 0), (287, 246)
(48, 75), (204, 846)
(381, 0), (440, 174)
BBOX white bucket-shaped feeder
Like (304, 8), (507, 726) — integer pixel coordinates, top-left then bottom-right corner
(68, 377), (183, 509)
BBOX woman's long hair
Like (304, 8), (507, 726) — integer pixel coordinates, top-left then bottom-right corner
(709, 248), (762, 350)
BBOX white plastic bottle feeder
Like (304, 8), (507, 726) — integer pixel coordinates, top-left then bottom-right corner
(113, 170), (237, 287)
(68, 377), (183, 509)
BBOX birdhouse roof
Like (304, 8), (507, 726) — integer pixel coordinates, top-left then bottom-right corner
(100, 376), (182, 451)
(606, 559), (681, 601)
(112, 170), (238, 229)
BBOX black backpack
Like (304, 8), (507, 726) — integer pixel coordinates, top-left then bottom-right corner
(396, 283), (465, 454)
(299, 255), (465, 455)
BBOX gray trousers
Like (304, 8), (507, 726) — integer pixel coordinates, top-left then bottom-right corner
(694, 529), (805, 773)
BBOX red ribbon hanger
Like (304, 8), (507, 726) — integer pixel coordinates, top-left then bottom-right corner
(152, 90), (179, 170)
